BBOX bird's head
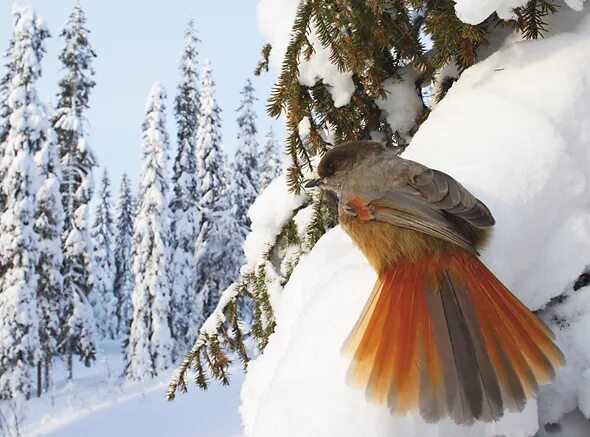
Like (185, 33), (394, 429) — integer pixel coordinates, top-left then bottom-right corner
(305, 141), (388, 195)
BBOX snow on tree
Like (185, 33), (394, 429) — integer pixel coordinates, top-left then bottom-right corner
(125, 83), (173, 381)
(168, 175), (312, 398)
(90, 169), (117, 340)
(169, 19), (201, 358)
(211, 79), (263, 324)
(113, 173), (134, 337)
(228, 79), (259, 252)
(0, 37), (15, 214)
(0, 42), (13, 145)
(0, 5), (49, 400)
(193, 60), (232, 319)
(53, 1), (98, 376)
(34, 110), (64, 396)
(258, 126), (282, 190)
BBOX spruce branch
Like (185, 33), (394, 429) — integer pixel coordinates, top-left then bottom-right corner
(254, 43), (272, 76)
(167, 210), (306, 400)
(514, 0), (559, 40)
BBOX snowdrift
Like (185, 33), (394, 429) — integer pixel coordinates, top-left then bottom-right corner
(241, 8), (590, 437)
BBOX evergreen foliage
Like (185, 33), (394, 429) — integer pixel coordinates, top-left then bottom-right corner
(230, 79), (260, 242)
(169, 0), (562, 399)
(54, 2), (98, 377)
(167, 190), (337, 398)
(90, 169), (117, 340)
(113, 173), (134, 337)
(0, 6), (49, 399)
(259, 126), (282, 190)
(193, 61), (231, 318)
(0, 38), (15, 213)
(0, 42), (13, 144)
(170, 20), (202, 359)
(224, 79), (263, 323)
(34, 112), (64, 396)
(261, 0), (559, 194)
(514, 1), (559, 40)
(125, 83), (173, 381)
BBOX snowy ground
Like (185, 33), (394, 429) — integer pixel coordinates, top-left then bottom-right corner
(0, 341), (242, 437)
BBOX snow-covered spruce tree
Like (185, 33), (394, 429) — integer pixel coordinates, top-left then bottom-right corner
(113, 173), (134, 337)
(259, 126), (282, 190)
(170, 19), (201, 359)
(192, 61), (232, 320)
(0, 43), (13, 144)
(0, 6), (49, 400)
(228, 79), (259, 260)
(218, 79), (263, 325)
(90, 169), (117, 340)
(125, 83), (173, 381)
(54, 1), (98, 377)
(34, 113), (64, 396)
(168, 0), (571, 398)
(0, 37), (15, 213)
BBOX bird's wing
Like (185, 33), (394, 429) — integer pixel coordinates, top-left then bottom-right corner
(343, 168), (494, 253)
(410, 168), (495, 229)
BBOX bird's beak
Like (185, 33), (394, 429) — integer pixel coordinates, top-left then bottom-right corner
(304, 177), (325, 188)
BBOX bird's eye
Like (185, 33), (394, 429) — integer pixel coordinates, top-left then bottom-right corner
(326, 162), (336, 175)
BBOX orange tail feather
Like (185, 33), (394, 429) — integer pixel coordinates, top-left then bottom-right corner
(343, 251), (564, 425)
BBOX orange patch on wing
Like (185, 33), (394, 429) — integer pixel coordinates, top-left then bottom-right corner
(347, 197), (373, 220)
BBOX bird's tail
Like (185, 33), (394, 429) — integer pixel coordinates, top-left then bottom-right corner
(342, 250), (564, 425)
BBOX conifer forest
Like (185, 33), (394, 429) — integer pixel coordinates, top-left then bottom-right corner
(1, 1), (590, 436)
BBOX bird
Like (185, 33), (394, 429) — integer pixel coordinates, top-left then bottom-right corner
(305, 140), (564, 425)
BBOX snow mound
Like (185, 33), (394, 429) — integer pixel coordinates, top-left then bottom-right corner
(241, 229), (540, 436)
(404, 11), (590, 312)
(454, 0), (586, 25)
(240, 10), (590, 437)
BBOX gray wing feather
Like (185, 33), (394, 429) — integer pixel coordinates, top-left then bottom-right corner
(412, 169), (495, 229)
(370, 190), (477, 254)
(345, 163), (494, 251)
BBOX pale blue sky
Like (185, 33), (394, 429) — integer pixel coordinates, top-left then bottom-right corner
(0, 1), (281, 190)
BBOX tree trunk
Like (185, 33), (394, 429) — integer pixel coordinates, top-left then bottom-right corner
(44, 357), (51, 393)
(66, 349), (73, 380)
(37, 361), (42, 397)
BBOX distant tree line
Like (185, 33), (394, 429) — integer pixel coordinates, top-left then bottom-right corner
(0, 4), (282, 399)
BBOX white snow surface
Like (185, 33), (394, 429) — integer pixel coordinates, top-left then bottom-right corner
(454, 0), (527, 23)
(241, 229), (542, 437)
(241, 10), (590, 437)
(376, 66), (423, 138)
(454, 0), (586, 24)
(243, 174), (307, 267)
(1, 341), (242, 437)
